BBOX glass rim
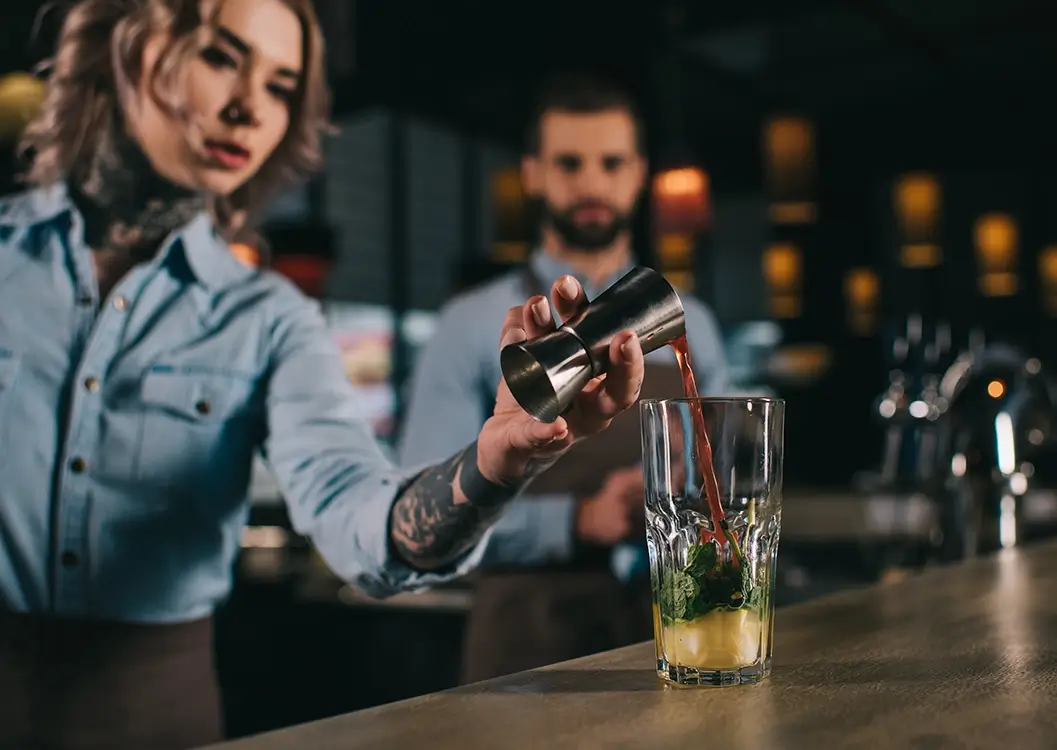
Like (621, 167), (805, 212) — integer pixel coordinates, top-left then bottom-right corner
(639, 396), (785, 406)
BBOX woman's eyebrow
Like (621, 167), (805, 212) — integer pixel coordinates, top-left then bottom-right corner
(216, 24), (301, 79)
(216, 26), (249, 54)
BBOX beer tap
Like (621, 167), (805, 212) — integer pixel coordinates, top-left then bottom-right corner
(915, 321), (952, 423)
(876, 317), (917, 484)
(875, 316), (954, 486)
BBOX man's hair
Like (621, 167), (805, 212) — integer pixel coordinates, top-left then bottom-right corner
(524, 72), (645, 155)
(19, 0), (331, 239)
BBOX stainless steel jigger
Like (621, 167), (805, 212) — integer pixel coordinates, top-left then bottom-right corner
(500, 266), (686, 423)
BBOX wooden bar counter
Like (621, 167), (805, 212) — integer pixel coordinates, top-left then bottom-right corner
(204, 541), (1057, 749)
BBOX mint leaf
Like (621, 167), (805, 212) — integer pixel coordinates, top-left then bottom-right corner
(741, 562), (762, 609)
(659, 568), (699, 621)
(659, 542), (761, 620)
(685, 543), (718, 579)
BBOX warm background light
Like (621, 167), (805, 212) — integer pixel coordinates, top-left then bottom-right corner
(762, 242), (802, 318)
(974, 212), (1018, 297)
(1039, 245), (1057, 315)
(763, 115), (817, 225)
(491, 166), (531, 262)
(231, 243), (260, 267)
(651, 166), (707, 291)
(0, 72), (45, 141)
(654, 167), (707, 198)
(844, 267), (880, 336)
(652, 166), (710, 233)
(893, 173), (941, 267)
(656, 232), (694, 268)
(763, 243), (802, 289)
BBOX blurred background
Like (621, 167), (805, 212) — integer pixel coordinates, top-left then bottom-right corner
(3, 0), (1057, 737)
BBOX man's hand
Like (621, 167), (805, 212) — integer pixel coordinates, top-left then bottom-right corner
(476, 274), (645, 485)
(575, 466), (645, 546)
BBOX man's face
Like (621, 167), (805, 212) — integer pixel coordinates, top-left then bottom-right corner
(522, 108), (646, 252)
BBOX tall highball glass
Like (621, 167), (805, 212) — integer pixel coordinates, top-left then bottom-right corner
(641, 397), (785, 686)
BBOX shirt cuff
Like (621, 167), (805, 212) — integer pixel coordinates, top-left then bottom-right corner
(479, 494), (577, 567)
(312, 462), (495, 599)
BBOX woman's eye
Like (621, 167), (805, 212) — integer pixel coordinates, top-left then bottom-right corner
(267, 83), (295, 102)
(200, 45), (237, 69)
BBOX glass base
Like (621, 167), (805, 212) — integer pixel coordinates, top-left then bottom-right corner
(657, 657), (771, 687)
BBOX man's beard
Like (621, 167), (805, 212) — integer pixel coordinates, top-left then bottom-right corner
(540, 199), (633, 254)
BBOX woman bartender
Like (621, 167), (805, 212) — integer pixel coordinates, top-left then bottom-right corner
(0, 1), (646, 747)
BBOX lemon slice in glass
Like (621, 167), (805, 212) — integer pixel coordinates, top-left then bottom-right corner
(662, 608), (761, 670)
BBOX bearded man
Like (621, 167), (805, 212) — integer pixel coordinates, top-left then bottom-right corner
(400, 72), (730, 682)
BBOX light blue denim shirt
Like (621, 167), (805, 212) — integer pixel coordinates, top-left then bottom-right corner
(399, 250), (729, 570)
(0, 184), (490, 623)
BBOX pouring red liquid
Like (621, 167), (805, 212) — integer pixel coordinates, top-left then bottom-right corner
(670, 333), (742, 567)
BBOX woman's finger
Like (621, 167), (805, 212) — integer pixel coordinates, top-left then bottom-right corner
(521, 294), (555, 339)
(518, 415), (570, 449)
(588, 331), (644, 421)
(498, 306), (527, 350)
(550, 274), (588, 324)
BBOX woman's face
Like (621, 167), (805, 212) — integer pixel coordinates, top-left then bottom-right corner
(129, 0), (304, 196)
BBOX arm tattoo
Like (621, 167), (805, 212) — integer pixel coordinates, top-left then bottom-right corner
(389, 440), (559, 570)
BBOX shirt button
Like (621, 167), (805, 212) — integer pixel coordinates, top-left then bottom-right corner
(84, 376), (100, 393)
(195, 400), (212, 415)
(61, 550), (80, 568)
(70, 457), (87, 473)
(112, 295), (129, 311)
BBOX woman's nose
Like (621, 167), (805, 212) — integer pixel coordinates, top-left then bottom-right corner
(219, 98), (259, 127)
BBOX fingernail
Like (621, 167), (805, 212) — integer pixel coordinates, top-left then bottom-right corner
(559, 276), (577, 300)
(620, 334), (637, 361)
(501, 327), (527, 347)
(547, 429), (568, 444)
(532, 299), (551, 326)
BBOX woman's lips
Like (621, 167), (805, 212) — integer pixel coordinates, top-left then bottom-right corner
(203, 139), (251, 170)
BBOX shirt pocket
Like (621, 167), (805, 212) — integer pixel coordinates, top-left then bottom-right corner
(133, 365), (261, 502)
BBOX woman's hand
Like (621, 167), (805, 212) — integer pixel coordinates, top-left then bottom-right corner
(476, 274), (645, 485)
(389, 274), (645, 571)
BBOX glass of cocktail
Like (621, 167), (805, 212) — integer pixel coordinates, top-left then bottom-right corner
(641, 397), (785, 686)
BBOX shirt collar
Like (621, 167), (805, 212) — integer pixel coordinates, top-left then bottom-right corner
(6, 182), (254, 292)
(174, 212), (256, 291)
(528, 248), (635, 299)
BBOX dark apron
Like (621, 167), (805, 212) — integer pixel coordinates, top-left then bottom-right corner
(459, 266), (688, 683)
(0, 611), (223, 750)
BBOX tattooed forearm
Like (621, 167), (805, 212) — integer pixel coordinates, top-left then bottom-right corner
(389, 440), (559, 570)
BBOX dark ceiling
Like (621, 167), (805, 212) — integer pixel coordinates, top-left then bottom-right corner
(349, 0), (1056, 138)
(4, 0), (1055, 172)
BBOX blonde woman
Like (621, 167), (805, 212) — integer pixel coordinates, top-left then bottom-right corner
(0, 0), (646, 747)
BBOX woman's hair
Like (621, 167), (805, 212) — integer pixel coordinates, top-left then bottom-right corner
(19, 0), (331, 239)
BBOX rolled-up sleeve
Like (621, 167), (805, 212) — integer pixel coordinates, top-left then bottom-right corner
(261, 290), (491, 598)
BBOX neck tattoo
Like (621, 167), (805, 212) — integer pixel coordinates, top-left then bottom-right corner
(72, 116), (207, 261)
